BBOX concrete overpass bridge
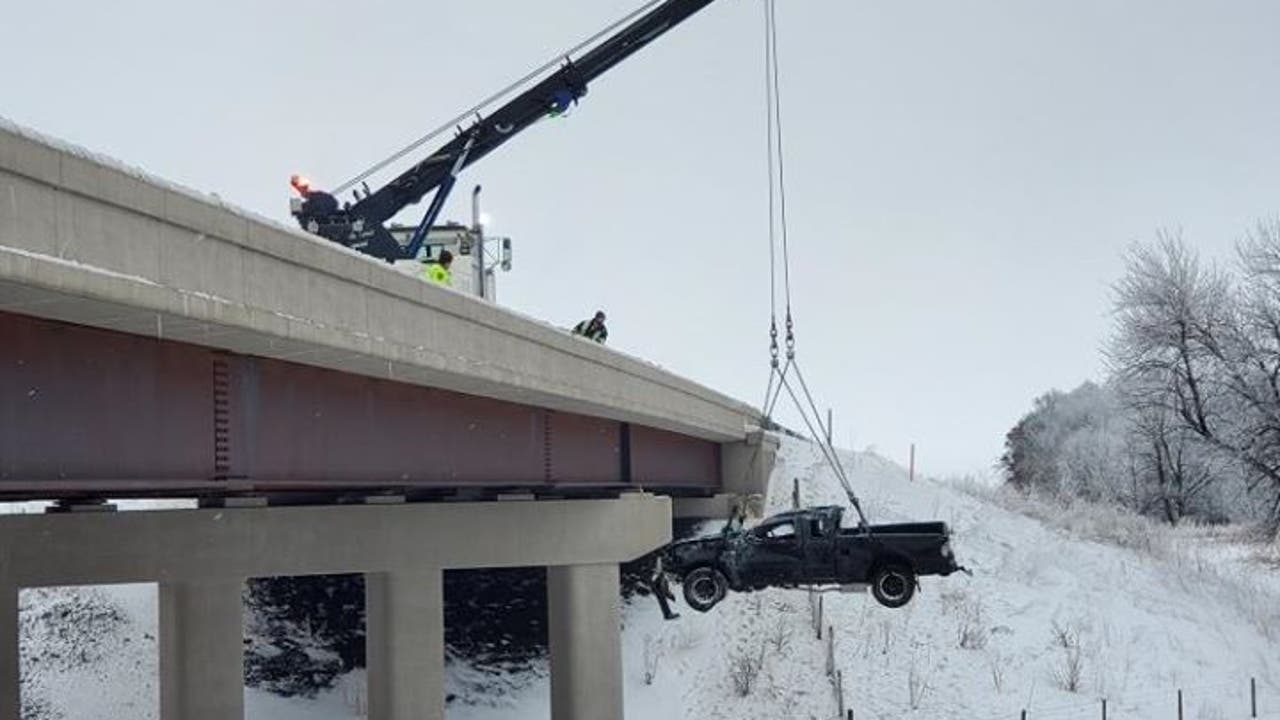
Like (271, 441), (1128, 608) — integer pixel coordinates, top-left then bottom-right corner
(0, 123), (777, 719)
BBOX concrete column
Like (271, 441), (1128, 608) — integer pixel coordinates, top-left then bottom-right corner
(365, 569), (444, 720)
(547, 563), (622, 720)
(158, 579), (244, 720)
(721, 430), (780, 513)
(0, 583), (16, 720)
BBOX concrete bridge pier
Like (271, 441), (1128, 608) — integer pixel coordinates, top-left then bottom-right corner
(159, 578), (245, 720)
(0, 585), (15, 720)
(0, 496), (669, 720)
(157, 570), (451, 720)
(549, 563), (623, 720)
(366, 569), (445, 720)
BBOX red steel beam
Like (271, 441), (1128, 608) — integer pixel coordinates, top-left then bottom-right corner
(0, 311), (719, 500)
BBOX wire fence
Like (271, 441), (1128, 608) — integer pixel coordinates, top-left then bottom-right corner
(991, 675), (1280, 720)
(801, 584), (1277, 720)
(855, 675), (1279, 720)
(782, 674), (1280, 720)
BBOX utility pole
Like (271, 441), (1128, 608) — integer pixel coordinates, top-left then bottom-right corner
(909, 443), (915, 482)
(826, 408), (833, 446)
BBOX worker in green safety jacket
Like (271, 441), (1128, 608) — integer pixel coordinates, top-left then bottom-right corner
(423, 250), (453, 287)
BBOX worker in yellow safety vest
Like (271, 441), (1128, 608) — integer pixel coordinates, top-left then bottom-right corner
(423, 250), (453, 286)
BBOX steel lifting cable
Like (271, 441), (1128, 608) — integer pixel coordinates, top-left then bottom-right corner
(759, 0), (790, 418)
(333, 0), (668, 196)
(760, 0), (796, 422)
(758, 0), (867, 525)
(767, 0), (795, 352)
(760, 0), (781, 417)
(792, 363), (854, 483)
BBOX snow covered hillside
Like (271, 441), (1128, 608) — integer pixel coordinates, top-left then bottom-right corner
(13, 436), (1280, 719)
(452, 436), (1280, 720)
(18, 584), (157, 720)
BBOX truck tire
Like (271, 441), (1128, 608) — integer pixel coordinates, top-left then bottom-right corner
(682, 567), (728, 612)
(870, 564), (916, 608)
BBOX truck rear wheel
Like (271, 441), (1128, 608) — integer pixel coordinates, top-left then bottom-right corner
(870, 564), (916, 608)
(682, 567), (728, 612)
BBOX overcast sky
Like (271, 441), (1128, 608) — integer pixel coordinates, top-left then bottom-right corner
(4, 1), (1279, 479)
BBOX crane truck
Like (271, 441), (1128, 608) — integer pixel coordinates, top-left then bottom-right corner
(289, 0), (720, 265)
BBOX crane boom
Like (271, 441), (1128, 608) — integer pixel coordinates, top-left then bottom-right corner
(292, 0), (720, 262)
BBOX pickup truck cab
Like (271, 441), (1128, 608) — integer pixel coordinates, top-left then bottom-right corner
(661, 506), (961, 612)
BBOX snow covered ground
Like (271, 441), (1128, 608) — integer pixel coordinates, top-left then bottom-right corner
(12, 436), (1280, 719)
(449, 437), (1280, 720)
(18, 584), (157, 720)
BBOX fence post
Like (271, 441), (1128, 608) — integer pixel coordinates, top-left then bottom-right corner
(792, 477), (800, 509)
(826, 627), (835, 676)
(1021, 710), (1027, 720)
(1101, 698), (1106, 720)
(836, 669), (844, 716)
(847, 709), (853, 720)
(1252, 677), (1258, 718)
(817, 596), (824, 639)
(1177, 689), (1183, 720)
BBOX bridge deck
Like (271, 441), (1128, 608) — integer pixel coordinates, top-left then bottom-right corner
(0, 123), (753, 441)
(0, 122), (770, 501)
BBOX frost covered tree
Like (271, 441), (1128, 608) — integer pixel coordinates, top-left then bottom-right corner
(1122, 398), (1225, 523)
(1055, 387), (1130, 503)
(1000, 382), (1125, 500)
(1226, 221), (1280, 523)
(1000, 377), (1228, 523)
(1108, 230), (1280, 527)
(1107, 233), (1230, 449)
(1001, 390), (1070, 493)
(1004, 226), (1280, 531)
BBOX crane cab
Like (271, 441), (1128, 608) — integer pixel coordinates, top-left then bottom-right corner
(387, 223), (512, 301)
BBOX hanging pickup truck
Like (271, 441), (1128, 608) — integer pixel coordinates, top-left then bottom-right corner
(658, 506), (964, 614)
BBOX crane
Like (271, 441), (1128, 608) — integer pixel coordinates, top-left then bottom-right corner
(290, 0), (720, 262)
(293, 0), (892, 566)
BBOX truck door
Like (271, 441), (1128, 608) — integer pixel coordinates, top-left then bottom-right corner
(738, 520), (803, 587)
(801, 515), (838, 584)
